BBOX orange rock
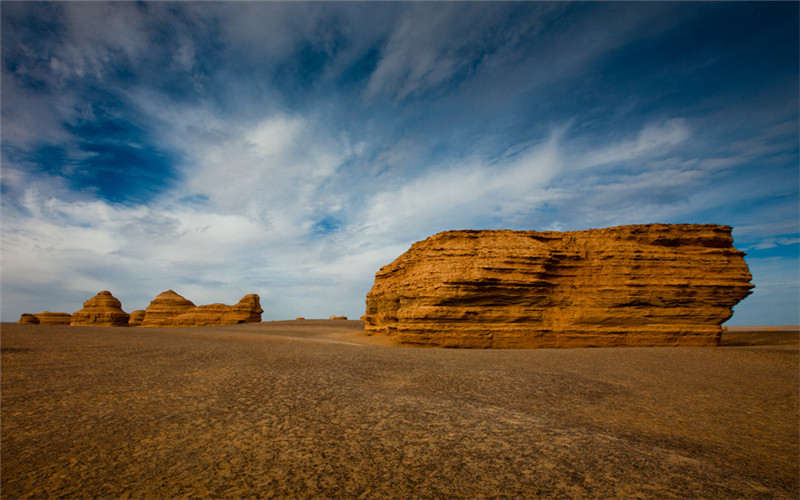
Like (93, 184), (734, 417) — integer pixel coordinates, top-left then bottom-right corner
(139, 290), (196, 327)
(364, 224), (754, 348)
(329, 315), (348, 320)
(17, 313), (40, 324)
(139, 291), (263, 327)
(71, 291), (130, 327)
(34, 311), (72, 325)
(128, 310), (146, 327)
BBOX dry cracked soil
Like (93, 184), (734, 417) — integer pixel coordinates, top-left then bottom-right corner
(1, 320), (798, 499)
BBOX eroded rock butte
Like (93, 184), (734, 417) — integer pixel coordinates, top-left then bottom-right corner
(34, 312), (72, 325)
(17, 313), (40, 324)
(364, 224), (754, 348)
(139, 290), (263, 327)
(71, 291), (130, 327)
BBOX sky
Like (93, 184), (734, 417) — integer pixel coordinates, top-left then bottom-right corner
(1, 1), (798, 325)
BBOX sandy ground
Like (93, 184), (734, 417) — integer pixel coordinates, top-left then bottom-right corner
(1, 320), (798, 499)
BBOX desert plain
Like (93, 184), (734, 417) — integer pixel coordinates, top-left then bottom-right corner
(1, 320), (798, 499)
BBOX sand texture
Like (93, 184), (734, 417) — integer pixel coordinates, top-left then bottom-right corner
(2, 321), (797, 498)
(365, 224), (754, 347)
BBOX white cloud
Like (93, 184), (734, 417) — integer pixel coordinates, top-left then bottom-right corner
(358, 128), (563, 240)
(576, 118), (690, 169)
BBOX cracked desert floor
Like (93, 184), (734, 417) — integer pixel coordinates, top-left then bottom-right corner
(2, 320), (798, 499)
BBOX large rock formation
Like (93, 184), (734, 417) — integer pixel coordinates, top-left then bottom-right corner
(364, 224), (754, 348)
(71, 291), (130, 327)
(138, 291), (263, 327)
(34, 312), (73, 325)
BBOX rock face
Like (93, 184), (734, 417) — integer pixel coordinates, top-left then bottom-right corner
(128, 310), (146, 327)
(34, 312), (73, 325)
(364, 224), (754, 348)
(71, 291), (130, 327)
(139, 291), (263, 327)
(17, 313), (40, 324)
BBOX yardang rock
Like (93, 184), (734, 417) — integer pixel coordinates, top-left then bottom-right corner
(139, 291), (263, 327)
(71, 291), (130, 327)
(139, 290), (196, 327)
(17, 313), (40, 324)
(128, 310), (146, 327)
(34, 312), (73, 325)
(364, 224), (754, 348)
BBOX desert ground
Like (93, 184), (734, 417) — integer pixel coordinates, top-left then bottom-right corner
(1, 320), (798, 499)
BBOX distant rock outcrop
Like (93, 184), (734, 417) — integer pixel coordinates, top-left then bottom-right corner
(71, 291), (130, 327)
(364, 224), (754, 348)
(34, 312), (73, 325)
(330, 315), (348, 320)
(128, 310), (146, 327)
(139, 291), (263, 327)
(17, 313), (40, 324)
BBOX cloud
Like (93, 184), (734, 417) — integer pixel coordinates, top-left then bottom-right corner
(575, 118), (690, 169)
(357, 128), (564, 241)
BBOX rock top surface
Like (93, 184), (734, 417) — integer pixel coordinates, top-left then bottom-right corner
(71, 291), (130, 327)
(364, 224), (754, 348)
(139, 291), (263, 327)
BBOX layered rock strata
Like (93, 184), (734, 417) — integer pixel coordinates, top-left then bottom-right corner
(364, 224), (754, 348)
(139, 290), (196, 327)
(34, 312), (73, 325)
(139, 291), (263, 327)
(17, 313), (40, 324)
(128, 310), (146, 327)
(71, 291), (130, 327)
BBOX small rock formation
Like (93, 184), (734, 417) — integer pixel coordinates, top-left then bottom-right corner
(128, 310), (146, 327)
(17, 313), (40, 324)
(34, 312), (73, 325)
(71, 291), (130, 327)
(364, 224), (754, 348)
(139, 291), (263, 327)
(330, 315), (348, 320)
(296, 317), (306, 320)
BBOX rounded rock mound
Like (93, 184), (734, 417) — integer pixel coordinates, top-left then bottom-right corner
(71, 291), (130, 327)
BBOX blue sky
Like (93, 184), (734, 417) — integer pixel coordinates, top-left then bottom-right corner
(2, 1), (798, 325)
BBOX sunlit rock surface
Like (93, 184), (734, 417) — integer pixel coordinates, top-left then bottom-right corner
(364, 224), (754, 348)
(71, 291), (130, 327)
(139, 290), (263, 327)
(34, 312), (73, 326)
